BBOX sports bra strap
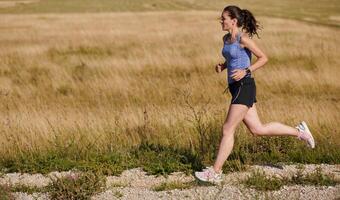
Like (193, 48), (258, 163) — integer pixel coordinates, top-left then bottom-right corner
(236, 32), (242, 42)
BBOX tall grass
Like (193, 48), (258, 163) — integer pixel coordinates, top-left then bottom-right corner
(0, 11), (339, 174)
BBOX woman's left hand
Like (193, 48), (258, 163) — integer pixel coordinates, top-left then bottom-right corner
(231, 69), (246, 81)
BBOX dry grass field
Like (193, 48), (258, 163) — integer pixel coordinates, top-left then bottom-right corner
(0, 1), (339, 175)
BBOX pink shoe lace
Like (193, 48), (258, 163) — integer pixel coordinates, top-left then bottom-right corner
(296, 122), (315, 148)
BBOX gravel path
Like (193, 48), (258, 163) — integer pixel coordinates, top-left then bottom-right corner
(1, 164), (339, 200)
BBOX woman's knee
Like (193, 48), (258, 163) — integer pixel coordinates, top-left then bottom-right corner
(222, 123), (237, 136)
(249, 126), (266, 136)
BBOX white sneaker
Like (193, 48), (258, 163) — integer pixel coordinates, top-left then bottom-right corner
(296, 121), (315, 148)
(194, 166), (223, 184)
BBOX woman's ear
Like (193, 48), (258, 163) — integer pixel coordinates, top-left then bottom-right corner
(232, 18), (237, 26)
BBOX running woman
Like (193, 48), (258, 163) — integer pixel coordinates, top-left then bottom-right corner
(194, 5), (315, 184)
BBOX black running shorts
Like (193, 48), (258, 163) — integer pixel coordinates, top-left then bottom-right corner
(228, 77), (257, 108)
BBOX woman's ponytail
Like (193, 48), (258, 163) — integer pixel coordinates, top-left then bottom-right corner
(241, 9), (260, 38)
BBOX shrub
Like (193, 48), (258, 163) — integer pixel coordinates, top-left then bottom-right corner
(47, 171), (106, 200)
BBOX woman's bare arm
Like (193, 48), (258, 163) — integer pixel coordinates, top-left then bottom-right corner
(240, 35), (268, 72)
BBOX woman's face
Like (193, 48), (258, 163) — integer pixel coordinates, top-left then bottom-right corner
(220, 11), (236, 31)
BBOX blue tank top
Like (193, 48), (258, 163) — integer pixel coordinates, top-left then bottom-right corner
(222, 32), (252, 84)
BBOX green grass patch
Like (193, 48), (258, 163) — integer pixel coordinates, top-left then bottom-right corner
(0, 141), (201, 176)
(0, 150), (136, 175)
(243, 170), (285, 191)
(291, 166), (339, 186)
(10, 184), (44, 194)
(133, 142), (202, 176)
(243, 167), (340, 191)
(113, 190), (124, 198)
(152, 181), (195, 191)
(109, 182), (128, 188)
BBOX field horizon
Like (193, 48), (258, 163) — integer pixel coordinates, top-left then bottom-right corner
(0, 0), (340, 27)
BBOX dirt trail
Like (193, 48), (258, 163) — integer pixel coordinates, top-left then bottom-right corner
(1, 164), (339, 200)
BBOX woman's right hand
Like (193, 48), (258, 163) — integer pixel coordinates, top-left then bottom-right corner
(215, 63), (224, 73)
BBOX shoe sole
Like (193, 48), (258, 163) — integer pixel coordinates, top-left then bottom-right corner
(301, 121), (315, 148)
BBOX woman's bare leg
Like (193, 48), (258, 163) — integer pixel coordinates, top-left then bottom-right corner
(243, 103), (299, 137)
(213, 104), (249, 173)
